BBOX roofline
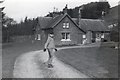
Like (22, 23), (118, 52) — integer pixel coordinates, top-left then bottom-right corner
(52, 13), (86, 33)
(66, 14), (86, 33)
(110, 5), (118, 9)
(92, 31), (110, 33)
(81, 19), (104, 21)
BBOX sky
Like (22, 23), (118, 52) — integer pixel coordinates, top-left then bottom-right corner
(0, 0), (119, 23)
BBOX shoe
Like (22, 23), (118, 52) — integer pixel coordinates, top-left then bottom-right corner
(48, 64), (53, 68)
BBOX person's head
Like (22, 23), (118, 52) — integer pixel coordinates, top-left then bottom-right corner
(49, 32), (54, 38)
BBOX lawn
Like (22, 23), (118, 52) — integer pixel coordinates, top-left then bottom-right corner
(55, 46), (118, 78)
(2, 40), (44, 78)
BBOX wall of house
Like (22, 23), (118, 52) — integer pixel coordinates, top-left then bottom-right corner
(86, 31), (92, 44)
(92, 32), (110, 43)
(53, 16), (83, 46)
(103, 33), (110, 41)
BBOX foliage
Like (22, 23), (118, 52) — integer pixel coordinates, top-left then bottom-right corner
(46, 2), (110, 19)
(8, 17), (38, 36)
(2, 16), (38, 42)
(2, 1), (111, 43)
(104, 5), (119, 42)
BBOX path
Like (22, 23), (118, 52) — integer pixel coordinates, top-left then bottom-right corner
(13, 50), (88, 78)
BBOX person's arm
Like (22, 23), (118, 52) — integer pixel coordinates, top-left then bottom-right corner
(53, 39), (57, 51)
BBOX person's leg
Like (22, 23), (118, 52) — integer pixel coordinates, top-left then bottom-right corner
(47, 49), (54, 64)
(46, 49), (55, 68)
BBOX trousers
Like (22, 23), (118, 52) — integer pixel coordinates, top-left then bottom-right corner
(47, 48), (54, 64)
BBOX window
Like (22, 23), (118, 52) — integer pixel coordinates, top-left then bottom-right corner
(63, 22), (69, 29)
(96, 34), (101, 38)
(37, 34), (41, 40)
(82, 35), (86, 38)
(101, 33), (104, 38)
(61, 33), (71, 41)
(35, 34), (41, 40)
(108, 24), (113, 29)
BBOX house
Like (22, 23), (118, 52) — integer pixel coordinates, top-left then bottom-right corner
(78, 19), (110, 44)
(36, 5), (110, 46)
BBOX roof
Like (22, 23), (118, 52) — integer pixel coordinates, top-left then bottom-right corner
(79, 19), (109, 32)
(38, 15), (63, 29)
(38, 14), (85, 32)
(38, 13), (109, 32)
(72, 18), (109, 32)
(38, 17), (52, 29)
(45, 15), (64, 29)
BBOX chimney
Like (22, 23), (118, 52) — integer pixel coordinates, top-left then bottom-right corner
(52, 7), (59, 18)
(78, 6), (83, 28)
(63, 4), (68, 14)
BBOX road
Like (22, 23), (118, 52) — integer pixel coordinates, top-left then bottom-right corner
(13, 50), (88, 78)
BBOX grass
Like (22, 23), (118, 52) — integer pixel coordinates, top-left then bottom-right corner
(2, 40), (44, 78)
(2, 40), (118, 78)
(55, 46), (118, 78)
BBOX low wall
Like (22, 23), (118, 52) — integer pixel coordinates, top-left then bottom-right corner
(11, 35), (34, 43)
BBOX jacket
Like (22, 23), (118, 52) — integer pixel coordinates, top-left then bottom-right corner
(44, 36), (55, 49)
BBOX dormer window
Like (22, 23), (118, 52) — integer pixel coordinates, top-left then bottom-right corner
(63, 22), (69, 29)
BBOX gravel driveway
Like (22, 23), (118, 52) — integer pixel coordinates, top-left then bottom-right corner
(13, 50), (88, 78)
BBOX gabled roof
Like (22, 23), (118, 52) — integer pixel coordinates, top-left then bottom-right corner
(38, 14), (85, 33)
(38, 13), (109, 33)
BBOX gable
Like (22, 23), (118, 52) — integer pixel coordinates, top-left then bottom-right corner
(53, 15), (84, 33)
(52, 14), (85, 33)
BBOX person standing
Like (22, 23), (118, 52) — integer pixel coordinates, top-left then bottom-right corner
(44, 32), (57, 68)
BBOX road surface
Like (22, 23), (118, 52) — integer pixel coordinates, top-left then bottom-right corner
(13, 50), (88, 78)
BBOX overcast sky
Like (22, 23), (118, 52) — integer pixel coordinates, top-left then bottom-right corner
(1, 0), (119, 23)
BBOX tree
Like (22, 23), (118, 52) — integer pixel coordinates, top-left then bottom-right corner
(46, 2), (110, 19)
(81, 2), (110, 19)
(2, 16), (15, 42)
(0, 1), (6, 42)
(24, 16), (28, 23)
